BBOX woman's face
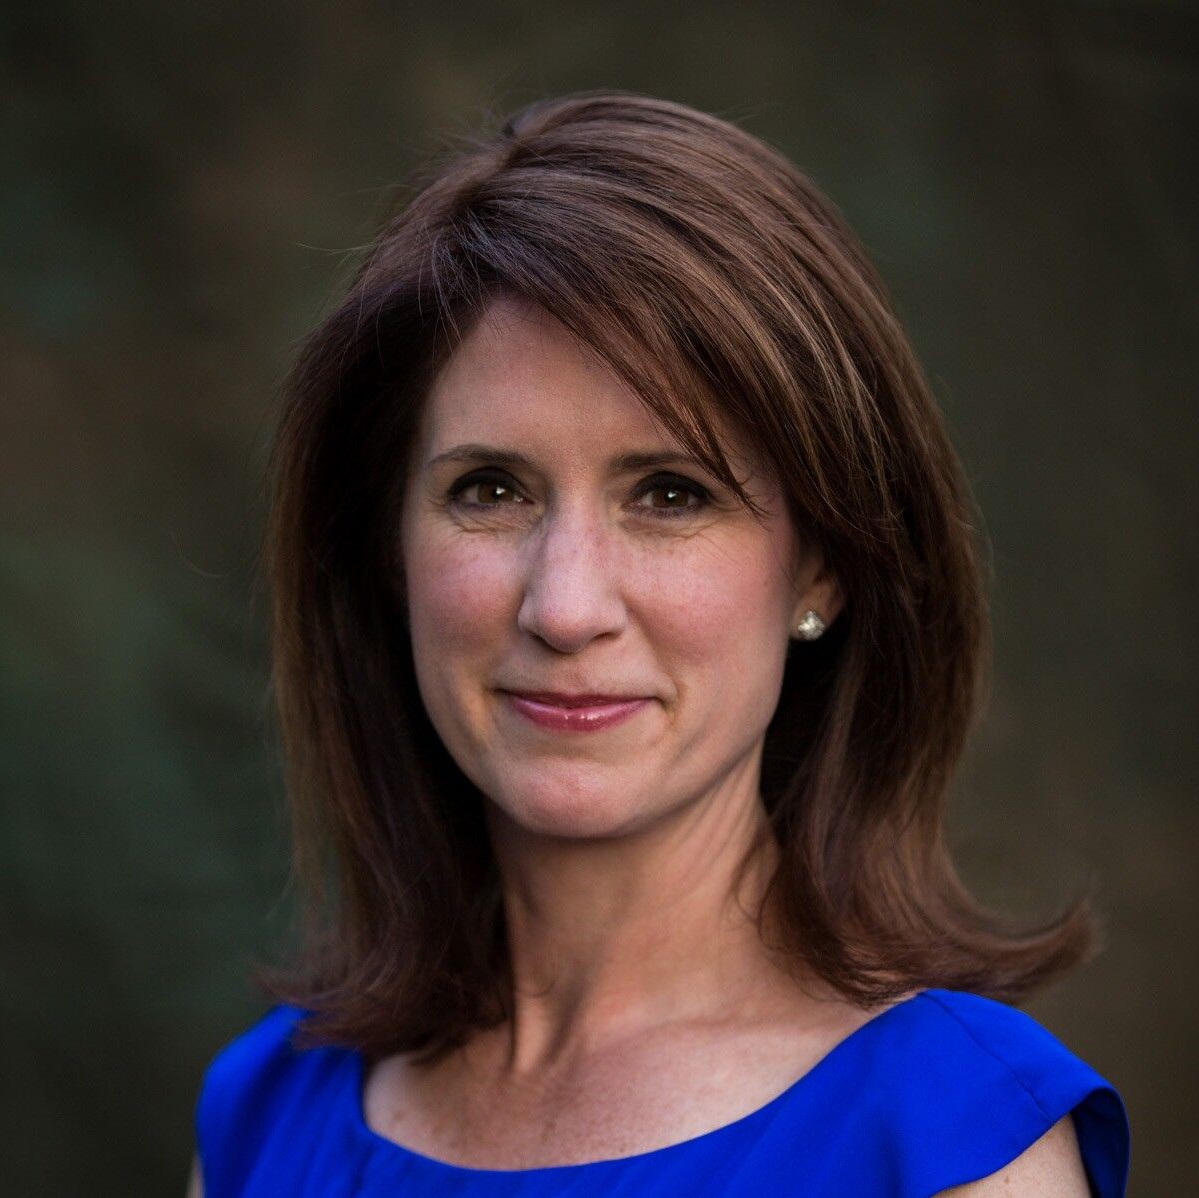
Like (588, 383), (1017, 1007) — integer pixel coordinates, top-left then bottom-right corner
(399, 295), (839, 841)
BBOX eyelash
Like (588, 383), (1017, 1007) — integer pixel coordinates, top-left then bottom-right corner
(445, 470), (711, 520)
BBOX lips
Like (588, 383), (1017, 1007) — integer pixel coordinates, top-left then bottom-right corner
(500, 690), (651, 732)
(505, 691), (645, 708)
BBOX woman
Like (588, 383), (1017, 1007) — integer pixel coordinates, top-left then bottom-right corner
(190, 92), (1130, 1196)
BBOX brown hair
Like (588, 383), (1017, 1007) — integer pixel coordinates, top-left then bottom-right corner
(259, 90), (1097, 1061)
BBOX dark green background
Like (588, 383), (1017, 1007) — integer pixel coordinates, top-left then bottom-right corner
(3, 3), (1195, 1194)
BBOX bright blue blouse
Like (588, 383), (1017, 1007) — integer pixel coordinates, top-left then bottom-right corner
(195, 988), (1130, 1197)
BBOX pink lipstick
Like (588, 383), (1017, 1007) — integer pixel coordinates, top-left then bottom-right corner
(502, 692), (650, 732)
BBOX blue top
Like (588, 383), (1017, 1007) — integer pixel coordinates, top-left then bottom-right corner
(195, 989), (1130, 1197)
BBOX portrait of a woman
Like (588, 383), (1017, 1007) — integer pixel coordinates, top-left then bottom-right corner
(190, 92), (1131, 1197)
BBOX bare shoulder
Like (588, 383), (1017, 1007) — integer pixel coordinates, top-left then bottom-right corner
(185, 1154), (203, 1198)
(934, 1113), (1091, 1197)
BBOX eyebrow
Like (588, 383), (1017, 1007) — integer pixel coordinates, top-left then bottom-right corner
(426, 443), (709, 474)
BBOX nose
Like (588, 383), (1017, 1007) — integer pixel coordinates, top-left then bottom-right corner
(516, 503), (628, 654)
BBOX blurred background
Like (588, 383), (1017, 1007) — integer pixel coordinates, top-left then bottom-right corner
(2, 2), (1195, 1194)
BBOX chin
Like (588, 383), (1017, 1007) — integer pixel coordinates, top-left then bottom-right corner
(486, 764), (652, 841)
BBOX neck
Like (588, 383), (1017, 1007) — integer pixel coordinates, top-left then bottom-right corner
(483, 756), (793, 1075)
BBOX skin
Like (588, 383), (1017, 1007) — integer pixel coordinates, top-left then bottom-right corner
(397, 298), (831, 850)
(186, 293), (1090, 1193)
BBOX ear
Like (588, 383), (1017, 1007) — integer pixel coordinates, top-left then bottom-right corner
(789, 543), (844, 634)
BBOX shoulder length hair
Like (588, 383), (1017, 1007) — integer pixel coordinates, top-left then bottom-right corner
(260, 91), (1096, 1061)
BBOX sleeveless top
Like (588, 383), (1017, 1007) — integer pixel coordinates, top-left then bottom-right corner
(195, 988), (1130, 1197)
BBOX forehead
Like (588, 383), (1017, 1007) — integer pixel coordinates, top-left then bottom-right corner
(422, 296), (669, 450)
(418, 295), (768, 485)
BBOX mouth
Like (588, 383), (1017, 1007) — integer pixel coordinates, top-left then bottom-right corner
(499, 690), (652, 732)
(503, 690), (647, 707)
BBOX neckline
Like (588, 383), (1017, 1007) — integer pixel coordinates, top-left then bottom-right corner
(344, 988), (932, 1177)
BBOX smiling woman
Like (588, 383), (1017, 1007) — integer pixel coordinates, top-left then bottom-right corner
(397, 294), (828, 844)
(190, 92), (1130, 1197)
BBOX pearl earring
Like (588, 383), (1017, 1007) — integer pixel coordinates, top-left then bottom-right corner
(794, 610), (826, 641)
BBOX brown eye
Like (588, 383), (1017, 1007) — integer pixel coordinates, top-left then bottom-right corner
(630, 473), (710, 518)
(448, 471), (527, 508)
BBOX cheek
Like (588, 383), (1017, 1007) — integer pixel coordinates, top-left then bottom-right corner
(401, 530), (517, 781)
(406, 531), (515, 654)
(634, 538), (791, 683)
(407, 556), (515, 733)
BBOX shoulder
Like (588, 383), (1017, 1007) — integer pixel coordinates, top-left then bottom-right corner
(194, 1004), (356, 1198)
(842, 989), (1130, 1198)
(911, 988), (1107, 1104)
(196, 1004), (309, 1136)
(195, 1004), (306, 1151)
(932, 1112), (1090, 1196)
(199, 1003), (306, 1091)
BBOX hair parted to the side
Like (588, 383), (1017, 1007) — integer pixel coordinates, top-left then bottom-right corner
(257, 90), (1098, 1062)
